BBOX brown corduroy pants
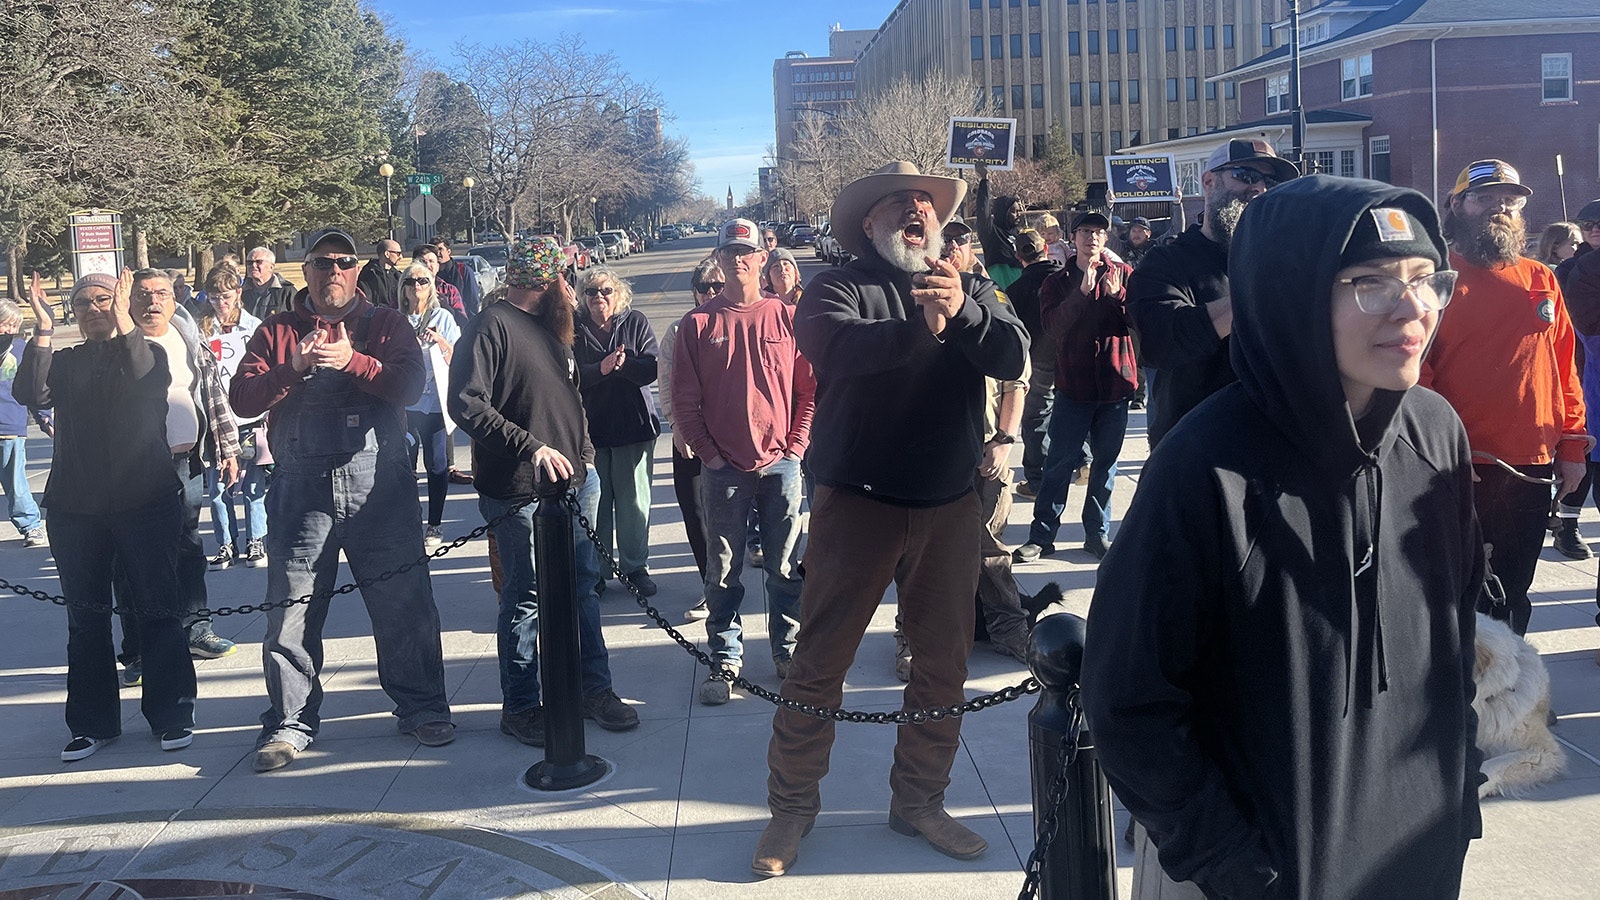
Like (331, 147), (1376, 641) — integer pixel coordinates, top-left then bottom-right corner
(766, 485), (981, 822)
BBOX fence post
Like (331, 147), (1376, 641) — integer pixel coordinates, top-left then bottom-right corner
(523, 479), (609, 792)
(1028, 612), (1118, 900)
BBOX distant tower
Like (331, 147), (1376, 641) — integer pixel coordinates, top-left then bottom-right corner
(727, 186), (734, 210)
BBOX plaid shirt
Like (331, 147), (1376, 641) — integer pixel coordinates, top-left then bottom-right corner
(1038, 252), (1138, 404)
(166, 313), (242, 462)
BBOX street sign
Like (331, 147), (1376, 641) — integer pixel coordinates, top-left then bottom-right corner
(408, 195), (442, 226)
(406, 173), (444, 186)
(418, 184), (432, 196)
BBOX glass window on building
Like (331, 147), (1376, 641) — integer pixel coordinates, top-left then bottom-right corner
(1342, 53), (1373, 100)
(1013, 85), (1026, 109)
(1206, 81), (1217, 100)
(994, 85), (1006, 108)
(1185, 27), (1196, 51)
(992, 35), (1003, 58)
(972, 36), (984, 59)
(1309, 151), (1335, 175)
(1112, 130), (1123, 149)
(1011, 34), (1023, 57)
(1032, 84), (1045, 107)
(1034, 134), (1047, 155)
(1071, 82), (1084, 106)
(1340, 149), (1357, 178)
(1167, 78), (1178, 102)
(1129, 79), (1141, 103)
(971, 0), (982, 7)
(1179, 160), (1201, 196)
(1010, 0), (1021, 6)
(1225, 80), (1236, 99)
(1073, 133), (1085, 156)
(1266, 73), (1290, 114)
(1109, 80), (1121, 104)
(1091, 82), (1102, 104)
(1205, 25), (1215, 49)
(1262, 24), (1273, 48)
(1030, 33), (1042, 57)
(1370, 136), (1391, 182)
(1128, 29), (1139, 53)
(1070, 31), (1081, 54)
(1166, 28), (1177, 52)
(1186, 77), (1197, 100)
(1093, 132), (1104, 156)
(1108, 30), (1120, 53)
(1089, 31), (1100, 54)
(1224, 25), (1235, 49)
(1168, 127), (1181, 140)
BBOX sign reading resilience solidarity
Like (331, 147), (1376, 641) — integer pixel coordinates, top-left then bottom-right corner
(1104, 155), (1179, 203)
(946, 117), (1017, 171)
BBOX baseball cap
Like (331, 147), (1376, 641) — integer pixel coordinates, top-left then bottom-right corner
(1015, 230), (1048, 260)
(1130, 216), (1152, 229)
(1577, 199), (1600, 223)
(305, 228), (358, 255)
(942, 216), (974, 240)
(718, 218), (762, 252)
(1450, 159), (1533, 199)
(1204, 138), (1300, 184)
(1071, 211), (1111, 231)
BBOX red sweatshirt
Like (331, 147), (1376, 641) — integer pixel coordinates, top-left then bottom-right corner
(1420, 252), (1587, 466)
(671, 294), (816, 472)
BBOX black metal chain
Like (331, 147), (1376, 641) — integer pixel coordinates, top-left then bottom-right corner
(1016, 697), (1083, 900)
(0, 495), (536, 617)
(565, 493), (1041, 725)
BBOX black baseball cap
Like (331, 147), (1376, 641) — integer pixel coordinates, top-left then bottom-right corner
(1071, 211), (1111, 231)
(1204, 138), (1300, 184)
(305, 228), (358, 255)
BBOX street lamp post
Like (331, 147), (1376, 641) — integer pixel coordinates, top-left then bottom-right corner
(591, 196), (600, 233)
(378, 163), (395, 241)
(463, 177), (476, 245)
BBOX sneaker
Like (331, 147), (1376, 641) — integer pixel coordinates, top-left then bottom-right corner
(189, 632), (237, 659)
(61, 735), (112, 762)
(22, 526), (47, 549)
(583, 689), (640, 730)
(408, 721), (456, 747)
(774, 657), (793, 680)
(1015, 482), (1039, 499)
(1012, 542), (1052, 564)
(424, 525), (444, 549)
(121, 658), (143, 689)
(160, 728), (193, 751)
(684, 598), (710, 621)
(500, 707), (546, 747)
(699, 674), (733, 706)
(448, 467), (474, 485)
(623, 570), (658, 597)
(208, 545), (236, 570)
(1083, 534), (1112, 560)
(243, 540), (267, 568)
(252, 741), (298, 773)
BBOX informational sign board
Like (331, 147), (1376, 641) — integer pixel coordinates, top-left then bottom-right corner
(69, 209), (125, 278)
(946, 117), (1017, 171)
(1104, 155), (1179, 203)
(406, 173), (444, 186)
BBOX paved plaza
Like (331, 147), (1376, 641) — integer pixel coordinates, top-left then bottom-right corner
(1, 239), (1598, 898)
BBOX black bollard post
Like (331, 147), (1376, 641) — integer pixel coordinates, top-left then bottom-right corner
(1028, 613), (1117, 900)
(523, 478), (610, 792)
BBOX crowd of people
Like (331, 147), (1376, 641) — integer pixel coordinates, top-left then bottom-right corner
(6, 139), (1600, 897)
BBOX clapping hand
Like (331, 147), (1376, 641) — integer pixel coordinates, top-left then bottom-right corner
(911, 256), (966, 337)
(600, 346), (626, 376)
(26, 272), (54, 336)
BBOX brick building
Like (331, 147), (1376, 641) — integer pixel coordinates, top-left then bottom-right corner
(1129, 0), (1599, 228)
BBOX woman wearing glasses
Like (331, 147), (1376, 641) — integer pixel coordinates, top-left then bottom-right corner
(659, 259), (723, 619)
(1084, 178), (1483, 899)
(399, 263), (460, 547)
(198, 263), (271, 570)
(575, 268), (661, 597)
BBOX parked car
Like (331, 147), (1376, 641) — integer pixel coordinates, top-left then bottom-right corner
(788, 225), (817, 248)
(462, 248), (502, 294)
(575, 234), (607, 263)
(600, 229), (631, 256)
(659, 225), (680, 241)
(814, 224), (835, 261)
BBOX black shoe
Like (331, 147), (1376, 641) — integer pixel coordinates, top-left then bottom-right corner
(623, 570), (658, 597)
(121, 658), (143, 689)
(208, 545), (236, 570)
(61, 735), (113, 762)
(583, 689), (640, 731)
(1015, 482), (1039, 499)
(500, 707), (546, 747)
(160, 728), (193, 751)
(1083, 534), (1112, 560)
(1553, 520), (1592, 560)
(1012, 542), (1052, 564)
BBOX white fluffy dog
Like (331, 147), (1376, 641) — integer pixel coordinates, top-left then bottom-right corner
(1473, 613), (1565, 798)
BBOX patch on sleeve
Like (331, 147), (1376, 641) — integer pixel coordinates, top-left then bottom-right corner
(994, 289), (1009, 304)
(1370, 208), (1414, 242)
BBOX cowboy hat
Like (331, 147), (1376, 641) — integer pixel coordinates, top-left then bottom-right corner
(830, 161), (967, 259)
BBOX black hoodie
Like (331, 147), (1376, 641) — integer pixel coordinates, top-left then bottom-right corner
(1082, 177), (1484, 899)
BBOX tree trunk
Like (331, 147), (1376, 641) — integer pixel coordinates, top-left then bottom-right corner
(132, 225), (150, 269)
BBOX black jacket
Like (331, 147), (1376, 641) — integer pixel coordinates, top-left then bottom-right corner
(358, 259), (401, 309)
(448, 301), (594, 501)
(1083, 177), (1483, 900)
(1003, 258), (1062, 339)
(575, 308), (660, 448)
(242, 275), (295, 320)
(1128, 224), (1233, 446)
(795, 253), (1028, 506)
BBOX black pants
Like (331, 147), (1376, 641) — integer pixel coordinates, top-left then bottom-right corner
(117, 452), (212, 659)
(671, 444), (708, 580)
(1473, 463), (1554, 635)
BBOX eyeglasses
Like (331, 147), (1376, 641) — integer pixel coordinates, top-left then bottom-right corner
(1222, 166), (1281, 189)
(133, 288), (174, 300)
(71, 293), (115, 309)
(1337, 270), (1458, 316)
(584, 286), (616, 297)
(694, 282), (725, 293)
(718, 246), (760, 259)
(247, 259), (271, 267)
(306, 255), (361, 271)
(402, 277), (432, 286)
(1463, 190), (1527, 212)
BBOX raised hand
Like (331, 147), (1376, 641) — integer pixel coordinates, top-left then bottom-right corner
(111, 268), (136, 336)
(912, 256), (966, 337)
(26, 272), (54, 335)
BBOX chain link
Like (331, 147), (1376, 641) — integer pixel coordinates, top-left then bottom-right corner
(1016, 698), (1083, 900)
(0, 495), (536, 617)
(564, 493), (1040, 725)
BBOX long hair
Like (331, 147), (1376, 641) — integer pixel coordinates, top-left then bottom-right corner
(402, 261), (439, 321)
(199, 263), (243, 334)
(578, 267), (633, 316)
(1537, 222), (1581, 266)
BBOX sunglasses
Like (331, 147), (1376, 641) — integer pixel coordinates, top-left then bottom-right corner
(584, 286), (617, 297)
(694, 282), (725, 293)
(1337, 270), (1458, 316)
(402, 277), (432, 286)
(307, 255), (361, 271)
(247, 260), (271, 267)
(1222, 166), (1281, 189)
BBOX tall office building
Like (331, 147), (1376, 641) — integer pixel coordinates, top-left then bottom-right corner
(855, 0), (1286, 193)
(773, 26), (878, 166)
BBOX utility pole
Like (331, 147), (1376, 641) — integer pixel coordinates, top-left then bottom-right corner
(1288, 0), (1307, 172)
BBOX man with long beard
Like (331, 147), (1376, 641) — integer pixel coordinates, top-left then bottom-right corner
(753, 162), (1027, 876)
(1421, 160), (1587, 636)
(1130, 139), (1298, 447)
(448, 238), (638, 748)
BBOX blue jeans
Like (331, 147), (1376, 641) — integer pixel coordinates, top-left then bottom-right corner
(1029, 399), (1130, 547)
(206, 460), (269, 550)
(52, 492), (196, 738)
(700, 456), (804, 667)
(0, 436), (42, 533)
(257, 441), (451, 749)
(481, 465), (613, 715)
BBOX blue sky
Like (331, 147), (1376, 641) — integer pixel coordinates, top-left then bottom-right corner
(374, 0), (898, 201)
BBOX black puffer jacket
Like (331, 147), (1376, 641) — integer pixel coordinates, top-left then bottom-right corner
(1128, 224), (1233, 446)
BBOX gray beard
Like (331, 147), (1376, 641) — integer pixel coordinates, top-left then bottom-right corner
(871, 225), (945, 273)
(1206, 196), (1247, 249)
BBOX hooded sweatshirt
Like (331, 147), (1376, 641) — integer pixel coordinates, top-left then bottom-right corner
(1082, 177), (1484, 900)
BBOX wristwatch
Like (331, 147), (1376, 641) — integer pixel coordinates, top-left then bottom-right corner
(989, 431), (1017, 445)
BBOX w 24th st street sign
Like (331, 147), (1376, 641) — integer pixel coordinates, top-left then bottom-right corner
(406, 173), (444, 186)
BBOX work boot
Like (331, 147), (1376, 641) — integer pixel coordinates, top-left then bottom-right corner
(888, 807), (988, 859)
(751, 816), (814, 877)
(990, 628), (1030, 663)
(1552, 519), (1592, 560)
(893, 627), (913, 682)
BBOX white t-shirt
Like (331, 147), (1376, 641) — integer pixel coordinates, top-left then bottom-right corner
(149, 326), (200, 452)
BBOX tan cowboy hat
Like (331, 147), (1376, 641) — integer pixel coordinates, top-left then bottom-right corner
(830, 161), (968, 258)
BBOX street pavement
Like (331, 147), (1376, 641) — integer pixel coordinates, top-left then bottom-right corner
(1, 236), (1598, 897)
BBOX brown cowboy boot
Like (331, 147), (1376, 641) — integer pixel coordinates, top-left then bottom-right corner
(888, 807), (988, 860)
(751, 816), (814, 877)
